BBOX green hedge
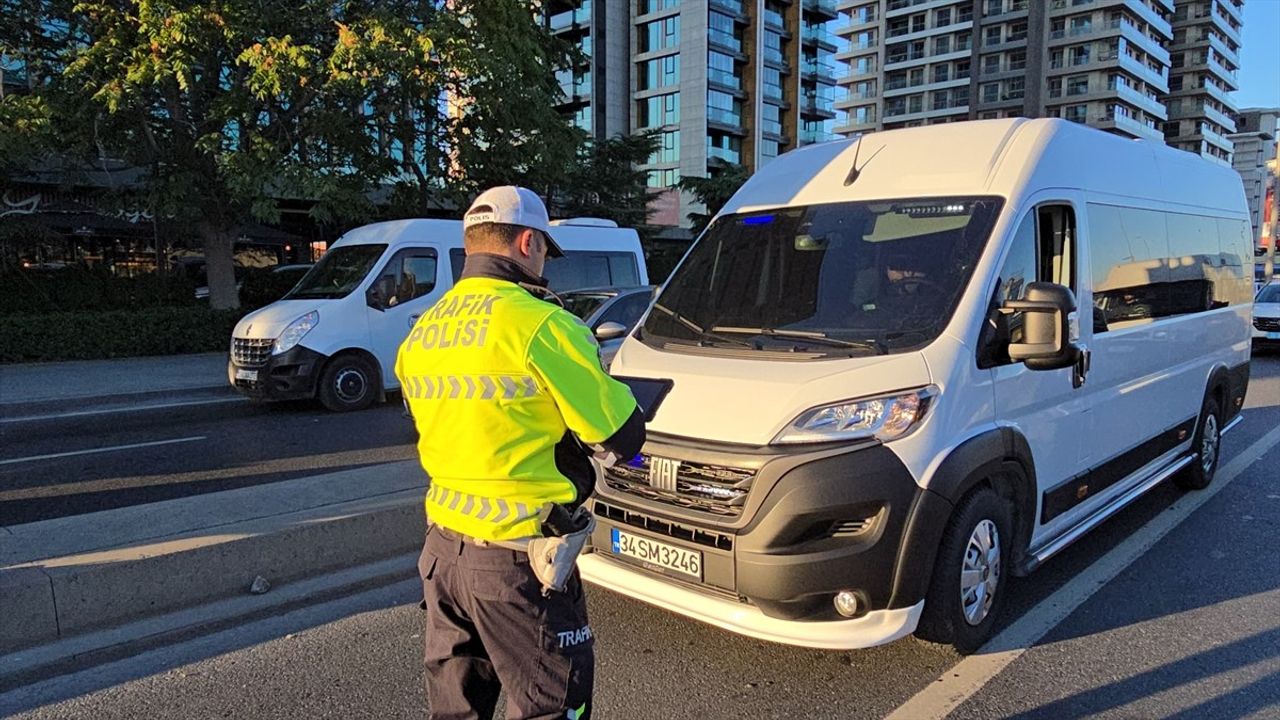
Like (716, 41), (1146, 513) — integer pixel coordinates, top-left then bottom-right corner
(0, 268), (198, 315)
(1, 307), (244, 363)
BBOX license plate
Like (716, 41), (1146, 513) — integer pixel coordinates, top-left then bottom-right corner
(610, 528), (702, 580)
(235, 368), (258, 381)
(1269, 332), (1280, 340)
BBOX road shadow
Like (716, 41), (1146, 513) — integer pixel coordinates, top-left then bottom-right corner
(1003, 626), (1280, 720)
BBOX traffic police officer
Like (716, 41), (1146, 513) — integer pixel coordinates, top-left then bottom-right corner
(396, 186), (645, 720)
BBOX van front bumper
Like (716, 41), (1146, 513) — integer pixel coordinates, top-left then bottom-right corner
(227, 343), (325, 400)
(587, 436), (952, 644)
(578, 553), (924, 650)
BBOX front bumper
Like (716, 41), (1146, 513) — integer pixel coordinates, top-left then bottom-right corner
(586, 435), (945, 646)
(228, 344), (326, 400)
(578, 553), (924, 650)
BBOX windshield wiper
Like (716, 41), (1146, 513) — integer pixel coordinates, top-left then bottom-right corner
(712, 326), (887, 354)
(650, 305), (756, 348)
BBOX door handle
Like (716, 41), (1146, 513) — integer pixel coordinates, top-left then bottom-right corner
(408, 314), (420, 328)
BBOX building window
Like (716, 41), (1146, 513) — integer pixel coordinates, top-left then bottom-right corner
(985, 26), (1002, 46)
(650, 130), (681, 163)
(1064, 104), (1087, 123)
(1066, 74), (1089, 96)
(646, 168), (681, 188)
(983, 54), (1001, 74)
(1008, 50), (1026, 70)
(640, 15), (680, 52)
(640, 0), (679, 13)
(1008, 21), (1027, 42)
(933, 64), (949, 83)
(935, 36), (951, 54)
(638, 55), (680, 90)
(936, 7), (952, 26)
(1048, 77), (1062, 98)
(638, 92), (680, 128)
(982, 82), (999, 103)
(1006, 77), (1024, 100)
(985, 0), (1002, 16)
(908, 94), (923, 113)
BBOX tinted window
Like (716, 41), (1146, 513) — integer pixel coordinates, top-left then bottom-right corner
(563, 293), (613, 321)
(1089, 205), (1170, 329)
(990, 212), (1039, 347)
(641, 197), (1005, 357)
(287, 244), (387, 300)
(1257, 284), (1280, 303)
(597, 290), (653, 329)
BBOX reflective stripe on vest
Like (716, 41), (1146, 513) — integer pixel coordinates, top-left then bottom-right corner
(426, 484), (539, 526)
(402, 374), (540, 401)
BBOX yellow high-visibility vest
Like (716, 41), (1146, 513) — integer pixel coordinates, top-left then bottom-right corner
(395, 276), (636, 541)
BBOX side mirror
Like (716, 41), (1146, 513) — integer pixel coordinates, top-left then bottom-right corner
(1003, 282), (1080, 371)
(367, 275), (397, 311)
(594, 321), (628, 342)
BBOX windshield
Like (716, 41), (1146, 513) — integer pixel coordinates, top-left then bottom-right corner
(562, 293), (613, 320)
(286, 244), (387, 300)
(640, 197), (1004, 357)
(1258, 284), (1280, 303)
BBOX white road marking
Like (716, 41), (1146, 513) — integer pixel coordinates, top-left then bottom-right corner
(0, 397), (245, 424)
(0, 437), (208, 466)
(888, 420), (1280, 720)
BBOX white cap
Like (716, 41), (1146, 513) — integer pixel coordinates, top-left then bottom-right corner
(463, 186), (564, 257)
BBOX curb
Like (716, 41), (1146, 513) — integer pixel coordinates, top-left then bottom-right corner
(0, 462), (427, 660)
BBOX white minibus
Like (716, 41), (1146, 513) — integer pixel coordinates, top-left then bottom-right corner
(582, 118), (1254, 653)
(229, 218), (647, 411)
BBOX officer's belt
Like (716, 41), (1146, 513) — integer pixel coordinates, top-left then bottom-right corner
(433, 523), (532, 551)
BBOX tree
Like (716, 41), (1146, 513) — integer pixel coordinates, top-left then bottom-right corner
(555, 131), (659, 229)
(677, 163), (751, 237)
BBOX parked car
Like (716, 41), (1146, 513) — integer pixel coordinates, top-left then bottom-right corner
(562, 286), (657, 369)
(228, 218), (648, 411)
(1254, 281), (1280, 351)
(583, 118), (1253, 655)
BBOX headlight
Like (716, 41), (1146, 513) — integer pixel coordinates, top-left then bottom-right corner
(274, 310), (319, 355)
(773, 386), (937, 445)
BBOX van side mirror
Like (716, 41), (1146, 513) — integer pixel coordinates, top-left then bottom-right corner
(595, 321), (628, 341)
(367, 275), (397, 311)
(1003, 282), (1080, 371)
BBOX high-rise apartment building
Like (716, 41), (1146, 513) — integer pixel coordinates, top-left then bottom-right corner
(833, 0), (1244, 165)
(1164, 0), (1244, 165)
(1229, 108), (1280, 251)
(548, 0), (843, 226)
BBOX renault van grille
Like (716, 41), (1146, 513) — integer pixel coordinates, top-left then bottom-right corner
(1255, 317), (1280, 332)
(595, 501), (734, 550)
(603, 455), (755, 517)
(233, 338), (274, 367)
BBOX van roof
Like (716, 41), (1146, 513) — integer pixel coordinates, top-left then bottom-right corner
(331, 217), (641, 252)
(721, 118), (1247, 218)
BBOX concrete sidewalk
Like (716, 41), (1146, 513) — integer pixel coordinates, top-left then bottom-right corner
(0, 460), (427, 682)
(0, 353), (232, 413)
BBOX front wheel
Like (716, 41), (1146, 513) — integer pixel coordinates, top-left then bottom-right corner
(915, 486), (1013, 655)
(318, 354), (379, 412)
(1174, 395), (1222, 491)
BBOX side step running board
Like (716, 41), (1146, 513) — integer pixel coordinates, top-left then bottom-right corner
(1027, 454), (1195, 571)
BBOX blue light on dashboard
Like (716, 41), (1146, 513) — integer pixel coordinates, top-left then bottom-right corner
(741, 214), (774, 225)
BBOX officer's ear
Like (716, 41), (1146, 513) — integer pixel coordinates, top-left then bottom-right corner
(516, 228), (537, 259)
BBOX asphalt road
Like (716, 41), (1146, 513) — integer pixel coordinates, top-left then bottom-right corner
(0, 397), (418, 526)
(4, 354), (1278, 719)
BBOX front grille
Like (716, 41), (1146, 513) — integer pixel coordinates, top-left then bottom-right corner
(595, 501), (734, 550)
(233, 338), (273, 367)
(1255, 317), (1280, 332)
(603, 454), (756, 517)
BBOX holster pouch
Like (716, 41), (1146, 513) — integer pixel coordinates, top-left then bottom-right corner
(528, 506), (596, 596)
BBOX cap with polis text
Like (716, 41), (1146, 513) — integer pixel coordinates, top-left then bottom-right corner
(463, 186), (565, 258)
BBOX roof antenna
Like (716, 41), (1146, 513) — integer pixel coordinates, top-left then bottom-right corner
(843, 135), (864, 186)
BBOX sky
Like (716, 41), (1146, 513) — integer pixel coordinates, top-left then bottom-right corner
(1234, 0), (1280, 110)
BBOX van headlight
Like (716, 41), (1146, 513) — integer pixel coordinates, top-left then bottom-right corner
(773, 386), (937, 445)
(274, 310), (319, 355)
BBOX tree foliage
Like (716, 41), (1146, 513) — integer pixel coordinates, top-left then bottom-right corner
(677, 164), (751, 237)
(2, 1), (657, 309)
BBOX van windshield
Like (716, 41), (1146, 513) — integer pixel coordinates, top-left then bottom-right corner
(286, 244), (388, 300)
(640, 197), (1004, 357)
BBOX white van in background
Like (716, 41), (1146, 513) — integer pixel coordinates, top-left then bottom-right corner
(582, 118), (1254, 654)
(228, 218), (647, 411)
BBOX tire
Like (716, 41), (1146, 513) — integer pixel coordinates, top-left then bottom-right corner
(914, 486), (1013, 655)
(1174, 394), (1222, 491)
(317, 353), (378, 412)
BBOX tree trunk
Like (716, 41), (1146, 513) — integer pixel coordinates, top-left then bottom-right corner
(199, 226), (240, 310)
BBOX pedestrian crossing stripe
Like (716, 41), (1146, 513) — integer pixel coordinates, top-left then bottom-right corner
(426, 485), (537, 526)
(403, 374), (541, 400)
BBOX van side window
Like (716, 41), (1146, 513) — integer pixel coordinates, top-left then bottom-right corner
(980, 204), (1077, 367)
(382, 248), (438, 307)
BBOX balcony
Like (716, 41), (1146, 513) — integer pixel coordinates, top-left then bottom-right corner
(1217, 0), (1243, 25)
(708, 68), (744, 91)
(802, 0), (840, 20)
(1203, 102), (1237, 133)
(886, 0), (958, 18)
(764, 10), (787, 31)
(1114, 82), (1168, 120)
(802, 26), (841, 49)
(707, 106), (746, 130)
(800, 128), (839, 144)
(1102, 112), (1165, 142)
(1206, 33), (1240, 66)
(801, 94), (837, 117)
(1118, 52), (1169, 92)
(707, 145), (742, 164)
(1207, 53), (1239, 90)
(802, 60), (838, 83)
(1200, 123), (1233, 151)
(709, 0), (747, 19)
(548, 1), (591, 33)
(1197, 78), (1234, 107)
(709, 29), (744, 54)
(841, 7), (878, 29)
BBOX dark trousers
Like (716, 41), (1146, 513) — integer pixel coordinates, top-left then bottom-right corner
(419, 525), (594, 720)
